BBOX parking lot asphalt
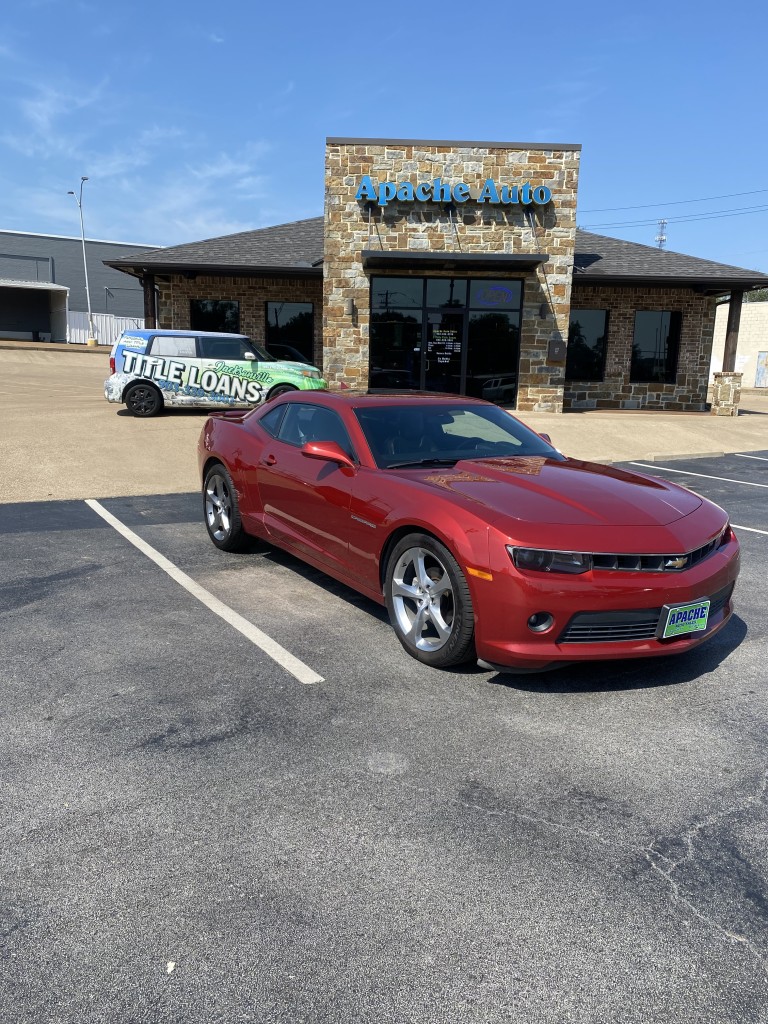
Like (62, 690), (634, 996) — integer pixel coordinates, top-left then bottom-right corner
(1, 445), (767, 1023)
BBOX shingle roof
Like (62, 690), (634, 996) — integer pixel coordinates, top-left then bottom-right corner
(105, 217), (325, 276)
(574, 230), (768, 291)
(106, 218), (768, 292)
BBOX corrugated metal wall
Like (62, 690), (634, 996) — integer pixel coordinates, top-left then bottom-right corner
(67, 312), (144, 347)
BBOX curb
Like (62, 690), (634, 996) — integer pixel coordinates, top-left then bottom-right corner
(643, 451), (726, 462)
(0, 341), (109, 356)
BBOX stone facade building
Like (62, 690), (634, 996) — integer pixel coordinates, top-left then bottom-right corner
(107, 136), (768, 412)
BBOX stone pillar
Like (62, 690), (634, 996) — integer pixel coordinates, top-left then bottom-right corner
(711, 371), (743, 416)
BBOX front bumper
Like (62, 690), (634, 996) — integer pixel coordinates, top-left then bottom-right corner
(472, 534), (740, 671)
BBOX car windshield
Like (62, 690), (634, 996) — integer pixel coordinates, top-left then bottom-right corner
(247, 340), (274, 361)
(354, 404), (562, 469)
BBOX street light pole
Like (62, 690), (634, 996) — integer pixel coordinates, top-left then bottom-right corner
(67, 176), (96, 345)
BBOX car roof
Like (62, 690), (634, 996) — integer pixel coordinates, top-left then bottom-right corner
(120, 329), (248, 339)
(273, 390), (495, 409)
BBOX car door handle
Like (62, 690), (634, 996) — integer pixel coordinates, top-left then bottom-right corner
(260, 453), (277, 466)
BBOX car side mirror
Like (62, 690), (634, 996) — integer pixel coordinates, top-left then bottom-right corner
(301, 440), (355, 470)
(244, 351), (256, 360)
(539, 432), (552, 444)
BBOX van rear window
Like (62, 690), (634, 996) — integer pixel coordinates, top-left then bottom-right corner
(148, 336), (197, 357)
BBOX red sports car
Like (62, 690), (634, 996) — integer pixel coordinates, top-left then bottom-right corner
(198, 392), (740, 673)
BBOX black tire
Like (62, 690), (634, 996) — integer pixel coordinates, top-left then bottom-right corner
(123, 381), (163, 417)
(384, 532), (475, 668)
(267, 383), (298, 401)
(203, 463), (249, 552)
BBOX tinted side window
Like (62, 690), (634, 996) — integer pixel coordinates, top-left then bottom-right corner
(258, 404), (287, 438)
(198, 336), (250, 360)
(278, 404), (355, 458)
(148, 336), (196, 357)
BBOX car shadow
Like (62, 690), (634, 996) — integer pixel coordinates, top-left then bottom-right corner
(490, 614), (748, 693)
(116, 407), (213, 418)
(255, 544), (391, 622)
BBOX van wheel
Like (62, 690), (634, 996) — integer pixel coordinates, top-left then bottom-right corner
(124, 381), (163, 417)
(267, 383), (298, 401)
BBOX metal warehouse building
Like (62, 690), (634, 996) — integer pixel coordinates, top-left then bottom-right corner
(0, 230), (155, 345)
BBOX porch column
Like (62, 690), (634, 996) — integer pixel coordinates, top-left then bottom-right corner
(142, 273), (156, 329)
(721, 289), (743, 372)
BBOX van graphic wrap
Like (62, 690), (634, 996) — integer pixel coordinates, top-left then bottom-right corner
(105, 330), (327, 414)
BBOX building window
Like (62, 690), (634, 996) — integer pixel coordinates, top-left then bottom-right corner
(631, 311), (681, 384)
(566, 310), (608, 381)
(190, 300), (240, 333)
(265, 302), (314, 363)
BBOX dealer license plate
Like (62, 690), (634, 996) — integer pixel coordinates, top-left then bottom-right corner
(659, 599), (710, 639)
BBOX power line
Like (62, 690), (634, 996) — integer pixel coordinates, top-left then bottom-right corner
(580, 187), (768, 214)
(582, 204), (768, 230)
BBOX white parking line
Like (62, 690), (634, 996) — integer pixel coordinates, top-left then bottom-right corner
(734, 453), (768, 462)
(629, 463), (768, 488)
(85, 498), (324, 685)
(732, 524), (768, 535)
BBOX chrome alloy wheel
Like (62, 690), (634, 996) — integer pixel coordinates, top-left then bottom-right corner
(205, 471), (233, 542)
(390, 545), (456, 652)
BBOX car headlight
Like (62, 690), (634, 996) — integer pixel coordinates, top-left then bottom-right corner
(301, 369), (321, 379)
(507, 546), (592, 574)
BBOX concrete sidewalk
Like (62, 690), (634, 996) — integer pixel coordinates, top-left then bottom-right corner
(1, 343), (766, 503)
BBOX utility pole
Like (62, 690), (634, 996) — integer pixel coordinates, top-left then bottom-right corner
(655, 218), (668, 250)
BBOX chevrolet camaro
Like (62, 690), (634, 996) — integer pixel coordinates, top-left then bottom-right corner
(198, 392), (740, 673)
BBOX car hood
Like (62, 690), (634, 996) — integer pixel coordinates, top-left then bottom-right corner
(271, 359), (320, 372)
(400, 456), (702, 526)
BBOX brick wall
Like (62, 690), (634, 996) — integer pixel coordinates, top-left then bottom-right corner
(323, 139), (580, 411)
(567, 286), (717, 410)
(156, 274), (323, 365)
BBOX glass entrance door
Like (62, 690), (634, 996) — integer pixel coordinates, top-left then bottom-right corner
(368, 275), (522, 404)
(423, 310), (464, 394)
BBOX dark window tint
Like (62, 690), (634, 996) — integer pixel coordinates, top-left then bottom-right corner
(369, 310), (422, 389)
(258, 403), (287, 437)
(265, 302), (314, 363)
(190, 300), (240, 333)
(631, 311), (681, 383)
(278, 404), (355, 458)
(148, 335), (196, 357)
(566, 310), (608, 381)
(198, 336), (251, 360)
(465, 312), (520, 405)
(425, 278), (467, 308)
(371, 277), (424, 309)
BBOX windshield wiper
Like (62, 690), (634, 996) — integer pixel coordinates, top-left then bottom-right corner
(386, 458), (459, 469)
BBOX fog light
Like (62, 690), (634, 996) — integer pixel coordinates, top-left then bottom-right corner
(527, 612), (554, 633)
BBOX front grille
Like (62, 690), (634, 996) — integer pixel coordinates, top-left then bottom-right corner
(558, 583), (734, 644)
(591, 537), (720, 573)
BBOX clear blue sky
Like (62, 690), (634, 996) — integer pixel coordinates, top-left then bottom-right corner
(1, 0), (767, 272)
